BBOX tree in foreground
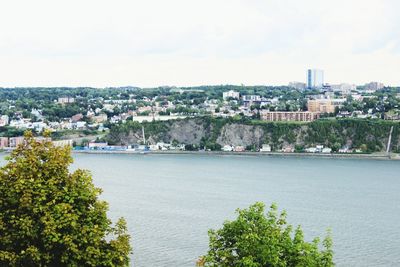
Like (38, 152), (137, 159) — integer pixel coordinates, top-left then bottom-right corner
(198, 202), (333, 267)
(0, 132), (131, 266)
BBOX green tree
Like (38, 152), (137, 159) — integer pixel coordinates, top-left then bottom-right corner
(198, 202), (333, 267)
(0, 131), (131, 266)
(359, 144), (368, 153)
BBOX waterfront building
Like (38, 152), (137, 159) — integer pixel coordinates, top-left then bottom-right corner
(53, 139), (73, 147)
(305, 147), (318, 153)
(88, 142), (108, 149)
(261, 111), (320, 122)
(9, 137), (25, 148)
(234, 146), (245, 152)
(260, 144), (272, 152)
(0, 137), (9, 148)
(222, 145), (233, 152)
(282, 146), (294, 153)
(322, 147), (332, 153)
(307, 69), (324, 89)
(339, 147), (352, 153)
(223, 90), (240, 100)
(148, 144), (158, 151)
(34, 137), (52, 143)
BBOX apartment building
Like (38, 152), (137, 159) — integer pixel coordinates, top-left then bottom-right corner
(307, 98), (346, 113)
(261, 111), (320, 122)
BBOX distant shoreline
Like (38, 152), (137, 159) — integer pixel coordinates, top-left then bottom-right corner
(2, 148), (398, 160)
(72, 150), (400, 160)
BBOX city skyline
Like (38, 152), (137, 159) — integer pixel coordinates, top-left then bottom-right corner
(1, 0), (399, 88)
(0, 67), (386, 89)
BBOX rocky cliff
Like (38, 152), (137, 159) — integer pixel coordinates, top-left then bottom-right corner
(107, 117), (400, 153)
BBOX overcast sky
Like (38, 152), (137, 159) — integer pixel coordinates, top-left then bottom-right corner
(0, 0), (399, 87)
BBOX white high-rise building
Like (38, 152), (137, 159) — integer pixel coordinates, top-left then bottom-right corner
(307, 69), (324, 89)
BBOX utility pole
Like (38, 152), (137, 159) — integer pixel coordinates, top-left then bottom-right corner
(386, 126), (394, 158)
(142, 126), (146, 145)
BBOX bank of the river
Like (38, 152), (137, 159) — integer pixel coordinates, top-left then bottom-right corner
(3, 147), (398, 160)
(72, 149), (400, 160)
(1, 152), (400, 266)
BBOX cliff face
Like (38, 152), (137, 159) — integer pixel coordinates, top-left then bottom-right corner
(107, 118), (210, 145)
(164, 119), (207, 144)
(217, 124), (264, 147)
(107, 117), (400, 153)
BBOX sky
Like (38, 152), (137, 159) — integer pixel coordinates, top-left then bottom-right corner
(0, 0), (399, 88)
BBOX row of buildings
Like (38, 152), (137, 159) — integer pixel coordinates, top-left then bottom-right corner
(0, 73), (394, 133)
(261, 111), (320, 122)
(0, 137), (72, 149)
(259, 97), (346, 122)
(307, 98), (346, 113)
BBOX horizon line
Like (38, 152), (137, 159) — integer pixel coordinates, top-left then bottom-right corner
(0, 82), (398, 89)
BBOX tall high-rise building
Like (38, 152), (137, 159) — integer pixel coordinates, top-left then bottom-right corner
(307, 69), (324, 89)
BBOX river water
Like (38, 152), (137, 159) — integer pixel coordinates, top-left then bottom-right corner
(2, 153), (400, 266)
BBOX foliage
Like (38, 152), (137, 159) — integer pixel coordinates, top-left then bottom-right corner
(106, 119), (170, 145)
(50, 129), (100, 141)
(199, 202), (333, 267)
(0, 127), (25, 138)
(0, 131), (131, 266)
(184, 144), (198, 151)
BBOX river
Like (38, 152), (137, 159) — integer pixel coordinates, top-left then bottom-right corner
(2, 153), (400, 266)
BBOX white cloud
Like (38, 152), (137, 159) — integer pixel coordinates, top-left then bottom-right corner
(0, 0), (399, 87)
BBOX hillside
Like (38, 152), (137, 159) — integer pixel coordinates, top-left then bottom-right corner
(106, 117), (400, 153)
